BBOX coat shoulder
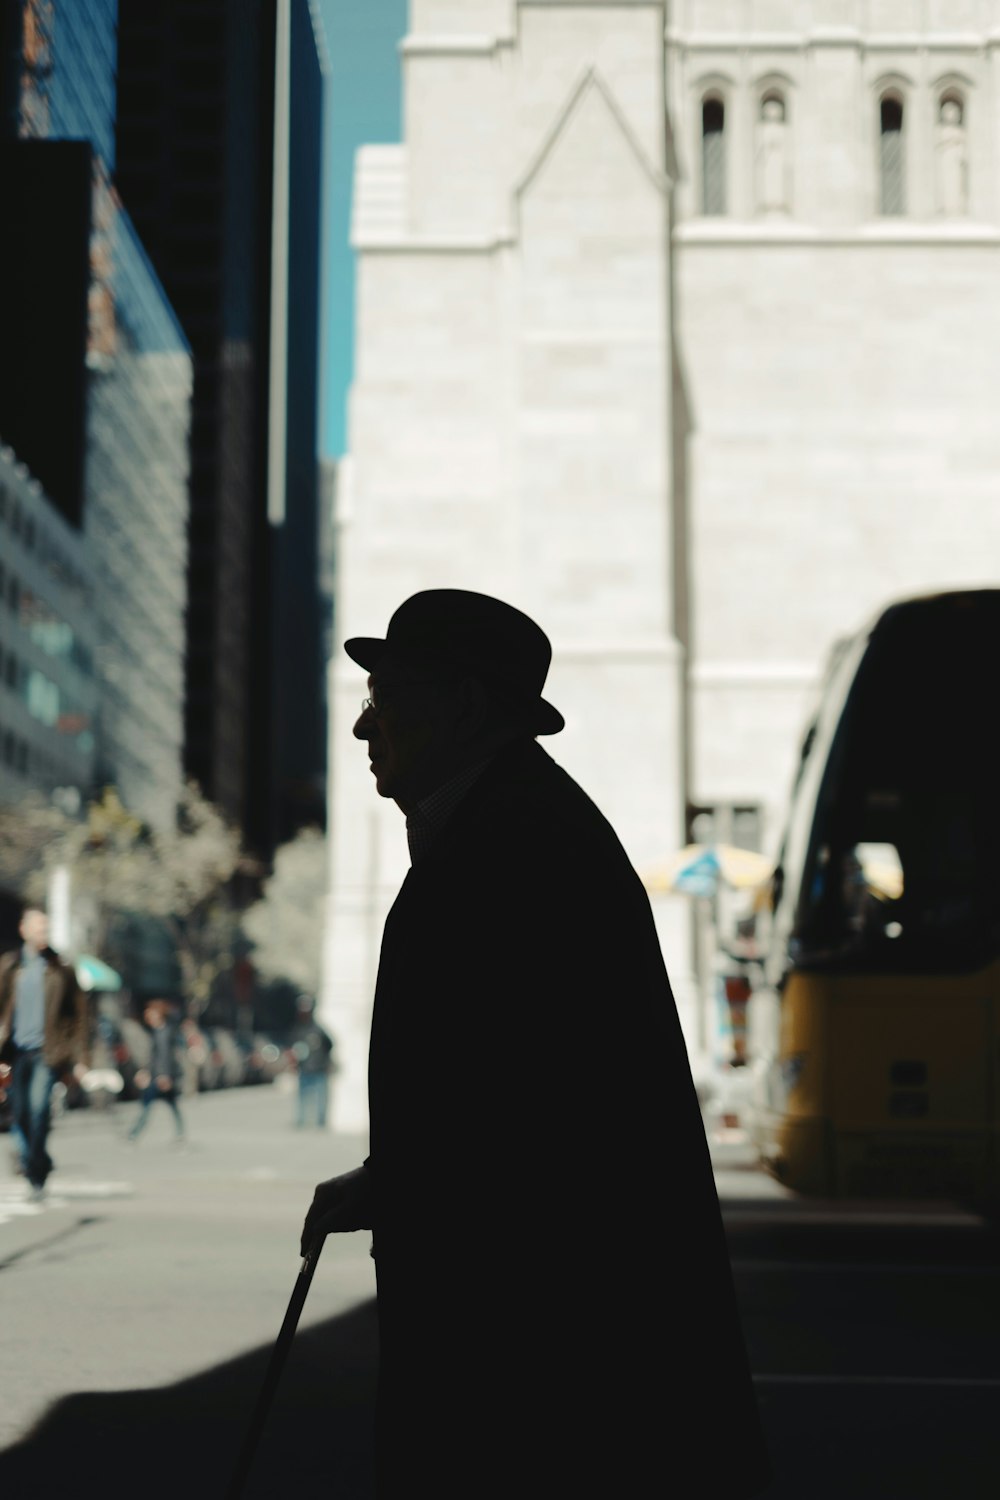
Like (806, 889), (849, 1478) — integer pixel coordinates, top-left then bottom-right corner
(489, 743), (641, 884)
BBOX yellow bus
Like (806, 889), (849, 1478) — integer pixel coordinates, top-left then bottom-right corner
(746, 588), (1000, 1209)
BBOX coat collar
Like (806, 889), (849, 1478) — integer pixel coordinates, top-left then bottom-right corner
(402, 736), (549, 876)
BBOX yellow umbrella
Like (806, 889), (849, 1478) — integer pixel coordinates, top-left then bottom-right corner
(640, 844), (774, 897)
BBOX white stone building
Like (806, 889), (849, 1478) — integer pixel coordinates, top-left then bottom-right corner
(323, 0), (691, 1132)
(323, 0), (1000, 1132)
(672, 0), (1000, 858)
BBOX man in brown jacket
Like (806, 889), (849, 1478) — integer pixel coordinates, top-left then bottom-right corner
(0, 906), (89, 1199)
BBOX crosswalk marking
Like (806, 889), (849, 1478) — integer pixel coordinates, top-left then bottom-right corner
(0, 1178), (134, 1225)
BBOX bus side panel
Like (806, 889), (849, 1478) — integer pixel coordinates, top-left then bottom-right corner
(827, 973), (995, 1201)
(766, 973), (837, 1195)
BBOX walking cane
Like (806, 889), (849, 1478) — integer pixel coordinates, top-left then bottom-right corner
(225, 1233), (326, 1500)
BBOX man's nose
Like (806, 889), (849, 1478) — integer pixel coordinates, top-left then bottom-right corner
(353, 708), (374, 740)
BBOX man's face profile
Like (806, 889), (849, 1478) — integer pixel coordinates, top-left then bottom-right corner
(20, 909), (49, 951)
(353, 654), (459, 811)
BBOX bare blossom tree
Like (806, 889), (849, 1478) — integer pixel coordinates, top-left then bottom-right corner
(1, 783), (247, 1013)
(0, 793), (75, 904)
(241, 826), (328, 997)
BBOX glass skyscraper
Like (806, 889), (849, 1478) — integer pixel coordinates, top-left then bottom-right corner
(0, 0), (192, 826)
(0, 440), (98, 806)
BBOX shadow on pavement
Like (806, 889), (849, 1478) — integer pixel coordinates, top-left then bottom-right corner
(7, 1255), (997, 1500)
(0, 1298), (379, 1500)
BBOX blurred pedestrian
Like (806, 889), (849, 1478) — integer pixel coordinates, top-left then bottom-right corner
(128, 1000), (186, 1145)
(289, 994), (335, 1129)
(0, 906), (89, 1201)
(302, 590), (771, 1499)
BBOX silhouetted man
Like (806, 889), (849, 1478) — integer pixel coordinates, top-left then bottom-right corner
(0, 906), (88, 1200)
(302, 590), (770, 1498)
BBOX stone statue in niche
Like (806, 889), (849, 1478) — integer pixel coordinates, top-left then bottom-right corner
(935, 98), (968, 217)
(756, 96), (789, 215)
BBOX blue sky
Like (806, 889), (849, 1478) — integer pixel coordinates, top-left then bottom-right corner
(317, 0), (408, 459)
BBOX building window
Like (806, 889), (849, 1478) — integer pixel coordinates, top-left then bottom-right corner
(879, 94), (905, 215)
(701, 96), (726, 216)
(687, 802), (763, 853)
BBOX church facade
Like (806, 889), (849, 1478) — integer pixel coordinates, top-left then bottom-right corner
(671, 0), (1000, 854)
(323, 0), (1000, 1131)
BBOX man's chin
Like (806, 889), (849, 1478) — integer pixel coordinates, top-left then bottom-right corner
(371, 766), (397, 800)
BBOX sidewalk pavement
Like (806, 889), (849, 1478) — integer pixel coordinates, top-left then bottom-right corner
(0, 1062), (778, 1487)
(0, 1076), (376, 1457)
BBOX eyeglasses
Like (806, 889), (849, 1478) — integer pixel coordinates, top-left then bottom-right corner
(360, 674), (453, 718)
(360, 686), (387, 717)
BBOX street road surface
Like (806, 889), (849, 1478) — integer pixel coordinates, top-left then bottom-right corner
(0, 1082), (998, 1497)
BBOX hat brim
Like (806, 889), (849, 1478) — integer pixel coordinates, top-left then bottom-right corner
(343, 636), (389, 673)
(344, 635), (565, 736)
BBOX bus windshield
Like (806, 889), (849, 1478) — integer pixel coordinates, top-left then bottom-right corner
(792, 590), (1000, 974)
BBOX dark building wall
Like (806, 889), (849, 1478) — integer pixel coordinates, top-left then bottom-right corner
(0, 139), (91, 528)
(116, 0), (275, 848)
(273, 0), (325, 843)
(116, 0), (326, 856)
(0, 0), (22, 138)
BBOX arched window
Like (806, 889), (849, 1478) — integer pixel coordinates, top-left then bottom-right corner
(939, 91), (964, 127)
(701, 96), (726, 216)
(761, 91), (786, 123)
(879, 93), (905, 215)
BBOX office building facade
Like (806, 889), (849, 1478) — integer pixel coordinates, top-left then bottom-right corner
(0, 441), (98, 807)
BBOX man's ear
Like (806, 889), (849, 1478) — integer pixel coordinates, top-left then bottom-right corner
(455, 675), (489, 736)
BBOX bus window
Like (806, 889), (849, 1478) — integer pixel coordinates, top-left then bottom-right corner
(791, 592), (1000, 975)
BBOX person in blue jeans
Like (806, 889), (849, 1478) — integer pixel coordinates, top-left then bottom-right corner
(289, 994), (335, 1128)
(0, 907), (90, 1202)
(128, 999), (186, 1143)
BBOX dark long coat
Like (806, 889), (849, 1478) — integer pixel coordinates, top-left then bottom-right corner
(366, 737), (770, 1498)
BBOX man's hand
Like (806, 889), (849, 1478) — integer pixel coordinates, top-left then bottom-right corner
(72, 1063), (88, 1084)
(156, 1075), (172, 1092)
(301, 1166), (371, 1256)
(134, 1069), (150, 1090)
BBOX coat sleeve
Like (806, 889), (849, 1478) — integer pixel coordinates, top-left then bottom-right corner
(0, 955), (15, 1056)
(70, 970), (90, 1068)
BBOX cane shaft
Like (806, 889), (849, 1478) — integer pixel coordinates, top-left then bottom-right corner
(225, 1236), (325, 1499)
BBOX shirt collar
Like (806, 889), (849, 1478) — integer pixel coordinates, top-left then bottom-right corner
(405, 755), (495, 865)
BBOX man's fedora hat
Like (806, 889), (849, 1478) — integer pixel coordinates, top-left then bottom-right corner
(344, 589), (565, 736)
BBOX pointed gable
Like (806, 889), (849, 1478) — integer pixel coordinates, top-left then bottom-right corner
(516, 67), (672, 206)
(517, 69), (670, 336)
